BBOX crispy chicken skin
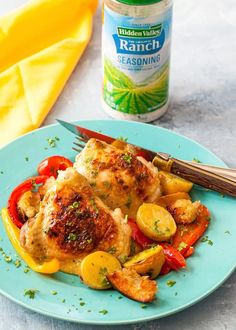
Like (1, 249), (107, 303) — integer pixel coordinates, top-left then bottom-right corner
(74, 139), (161, 218)
(20, 168), (131, 271)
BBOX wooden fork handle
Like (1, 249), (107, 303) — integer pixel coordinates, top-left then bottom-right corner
(153, 156), (236, 197)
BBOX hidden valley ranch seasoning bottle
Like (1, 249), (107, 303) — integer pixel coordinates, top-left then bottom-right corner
(102, 0), (173, 122)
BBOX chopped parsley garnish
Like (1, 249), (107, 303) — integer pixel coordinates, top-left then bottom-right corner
(225, 230), (231, 234)
(141, 304), (148, 309)
(51, 290), (58, 295)
(0, 171), (3, 174)
(122, 153), (132, 165)
(119, 255), (129, 264)
(167, 280), (176, 287)
(68, 233), (77, 241)
(99, 309), (108, 315)
(90, 198), (99, 214)
(85, 157), (93, 164)
(99, 267), (110, 288)
(118, 296), (123, 300)
(25, 157), (29, 162)
(86, 238), (93, 244)
(4, 255), (12, 263)
(118, 136), (128, 142)
(80, 302), (85, 306)
(14, 259), (21, 268)
(106, 246), (117, 254)
(46, 137), (59, 148)
(61, 299), (66, 303)
(177, 242), (188, 251)
(24, 267), (30, 273)
(68, 201), (80, 209)
(99, 267), (108, 277)
(125, 195), (132, 209)
(192, 158), (202, 163)
(200, 236), (213, 245)
(24, 289), (39, 299)
(175, 292), (178, 296)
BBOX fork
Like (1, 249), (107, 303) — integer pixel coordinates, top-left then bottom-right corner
(72, 135), (236, 197)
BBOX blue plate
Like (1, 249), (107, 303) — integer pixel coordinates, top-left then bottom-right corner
(0, 120), (235, 325)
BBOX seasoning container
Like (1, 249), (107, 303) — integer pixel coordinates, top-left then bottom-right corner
(102, 0), (173, 122)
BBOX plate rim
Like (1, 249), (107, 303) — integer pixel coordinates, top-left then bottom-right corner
(0, 119), (235, 325)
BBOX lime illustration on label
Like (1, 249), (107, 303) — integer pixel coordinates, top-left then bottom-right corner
(102, 5), (172, 116)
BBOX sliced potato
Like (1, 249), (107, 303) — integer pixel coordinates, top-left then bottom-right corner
(159, 171), (193, 195)
(137, 203), (177, 241)
(124, 245), (165, 279)
(80, 251), (121, 290)
(107, 268), (157, 303)
(156, 192), (191, 208)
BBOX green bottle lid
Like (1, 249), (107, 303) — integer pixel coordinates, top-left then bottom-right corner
(116, 0), (162, 5)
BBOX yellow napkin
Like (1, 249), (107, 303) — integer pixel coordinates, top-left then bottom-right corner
(0, 0), (98, 146)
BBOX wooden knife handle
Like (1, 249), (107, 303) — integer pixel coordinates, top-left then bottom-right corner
(153, 156), (236, 197)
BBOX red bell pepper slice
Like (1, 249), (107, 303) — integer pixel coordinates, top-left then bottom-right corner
(159, 242), (186, 270)
(38, 156), (73, 178)
(7, 176), (49, 229)
(128, 220), (154, 249)
(183, 246), (195, 258)
(160, 262), (171, 275)
(171, 204), (210, 254)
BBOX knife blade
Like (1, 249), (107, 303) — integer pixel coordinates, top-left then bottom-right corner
(57, 119), (157, 161)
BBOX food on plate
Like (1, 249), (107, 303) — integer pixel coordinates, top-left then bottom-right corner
(80, 251), (121, 289)
(107, 268), (157, 303)
(136, 203), (177, 241)
(124, 245), (165, 279)
(167, 199), (200, 224)
(159, 171), (193, 195)
(2, 138), (211, 303)
(159, 243), (186, 271)
(171, 204), (211, 254)
(156, 192), (191, 208)
(38, 155), (73, 178)
(74, 138), (161, 218)
(7, 176), (49, 229)
(20, 168), (131, 274)
(1, 208), (60, 274)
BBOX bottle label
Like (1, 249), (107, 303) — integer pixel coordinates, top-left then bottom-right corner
(102, 4), (172, 115)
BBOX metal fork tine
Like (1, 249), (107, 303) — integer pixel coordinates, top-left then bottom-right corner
(72, 147), (81, 153)
(76, 136), (87, 143)
(73, 141), (85, 149)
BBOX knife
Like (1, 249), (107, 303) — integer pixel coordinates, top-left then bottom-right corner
(57, 119), (236, 197)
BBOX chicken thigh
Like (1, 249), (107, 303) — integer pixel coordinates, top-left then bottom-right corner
(20, 168), (131, 274)
(74, 139), (161, 218)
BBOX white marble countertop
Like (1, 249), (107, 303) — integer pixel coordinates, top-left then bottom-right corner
(0, 0), (235, 329)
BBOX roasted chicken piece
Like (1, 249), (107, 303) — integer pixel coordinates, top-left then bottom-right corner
(167, 199), (200, 224)
(107, 268), (157, 303)
(20, 168), (131, 275)
(74, 139), (161, 218)
(17, 177), (55, 222)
